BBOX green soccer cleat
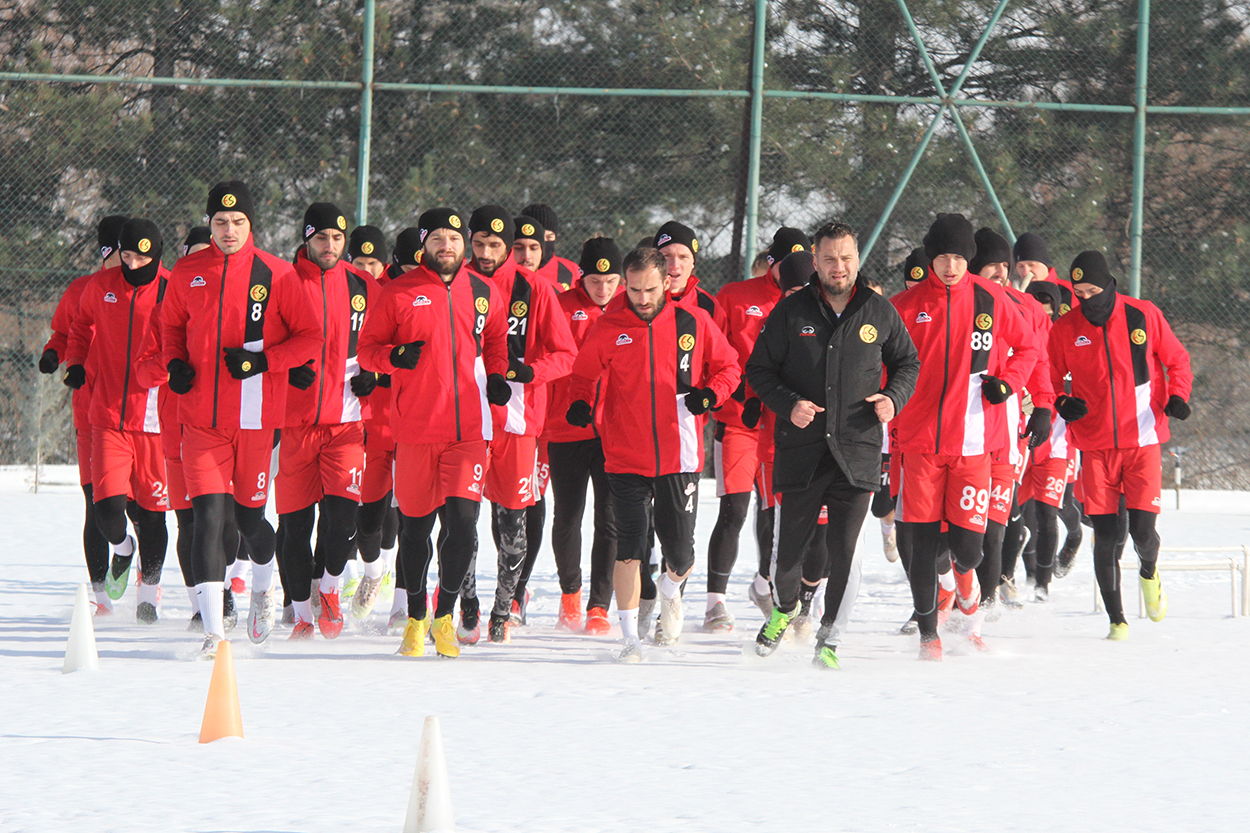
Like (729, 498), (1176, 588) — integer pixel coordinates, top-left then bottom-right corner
(104, 541), (134, 601)
(1106, 622), (1130, 641)
(755, 604), (798, 657)
(813, 644), (840, 669)
(1141, 571), (1167, 622)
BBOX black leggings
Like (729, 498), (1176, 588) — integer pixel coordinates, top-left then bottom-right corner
(280, 495), (358, 602)
(1032, 501), (1060, 588)
(190, 494), (272, 585)
(356, 493), (398, 564)
(756, 504), (775, 579)
(1090, 508), (1159, 623)
(490, 504), (528, 618)
(899, 522), (982, 639)
(548, 439), (617, 608)
(93, 494), (168, 585)
(707, 492), (751, 595)
(513, 498), (546, 605)
(976, 520), (1005, 604)
(402, 497), (479, 621)
(81, 484), (110, 584)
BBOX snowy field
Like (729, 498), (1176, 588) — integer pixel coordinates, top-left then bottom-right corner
(2, 465), (1248, 832)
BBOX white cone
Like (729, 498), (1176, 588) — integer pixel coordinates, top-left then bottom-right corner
(63, 583), (99, 674)
(404, 715), (455, 833)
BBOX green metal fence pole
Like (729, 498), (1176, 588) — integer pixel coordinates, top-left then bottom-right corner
(859, 106), (946, 263)
(1129, 0), (1150, 299)
(742, 0), (768, 280)
(356, 0), (376, 224)
(952, 114), (1015, 242)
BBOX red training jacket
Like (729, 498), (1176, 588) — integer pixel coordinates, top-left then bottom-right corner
(134, 290), (182, 460)
(542, 280), (623, 444)
(532, 255), (580, 293)
(44, 271), (101, 430)
(715, 273), (783, 429)
(358, 271), (395, 451)
(606, 274), (727, 330)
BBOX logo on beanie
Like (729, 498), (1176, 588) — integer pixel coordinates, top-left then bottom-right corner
(595, 258), (611, 273)
(691, 239), (699, 254)
(221, 194), (238, 209)
(361, 241), (374, 255)
(351, 295), (366, 312)
(522, 223), (536, 237)
(791, 244), (805, 254)
(138, 238), (152, 253)
(491, 218), (505, 234)
(656, 233), (672, 247)
(449, 215), (462, 229)
(859, 324), (878, 344)
(1131, 328), (1146, 345)
(511, 301), (528, 318)
(250, 285), (268, 302)
(975, 313), (993, 331)
(305, 225), (316, 239)
(475, 297), (489, 314)
(910, 267), (925, 280)
(1072, 267), (1084, 282)
(337, 216), (346, 231)
(572, 310), (588, 321)
(419, 228), (429, 243)
(678, 334), (696, 352)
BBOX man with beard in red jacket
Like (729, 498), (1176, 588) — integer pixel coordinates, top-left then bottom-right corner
(1048, 251), (1192, 640)
(274, 202), (379, 643)
(566, 247), (740, 661)
(65, 218), (170, 623)
(40, 214), (127, 614)
(357, 208), (511, 659)
(891, 214), (1041, 661)
(161, 181), (322, 657)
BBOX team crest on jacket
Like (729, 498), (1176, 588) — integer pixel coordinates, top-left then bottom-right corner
(859, 324), (877, 343)
(250, 285), (268, 302)
(104, 292), (117, 303)
(975, 313), (993, 330)
(745, 305), (763, 317)
(915, 312), (931, 323)
(351, 295), (366, 312)
(1130, 328), (1146, 345)
(800, 326), (816, 337)
(190, 276), (206, 287)
(678, 333), (695, 351)
(616, 334), (633, 346)
(413, 295), (432, 307)
(1075, 335), (1091, 347)
(571, 310), (588, 321)
(475, 297), (489, 314)
(511, 301), (528, 318)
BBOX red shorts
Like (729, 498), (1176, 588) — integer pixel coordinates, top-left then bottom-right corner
(164, 456), (192, 511)
(181, 425), (276, 508)
(76, 426), (92, 487)
(1019, 455), (1069, 508)
(535, 439), (551, 496)
(276, 422), (366, 515)
(394, 440), (488, 517)
(714, 422), (759, 497)
(361, 444), (395, 505)
(91, 427), (168, 512)
(988, 451), (1016, 527)
(896, 451), (993, 532)
(1079, 445), (1162, 515)
(483, 433), (538, 510)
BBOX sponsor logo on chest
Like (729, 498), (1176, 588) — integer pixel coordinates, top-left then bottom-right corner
(615, 334), (633, 346)
(190, 276), (206, 287)
(103, 292), (117, 303)
(800, 325), (816, 337)
(571, 310), (588, 322)
(745, 305), (764, 317)
(413, 295), (432, 307)
(1074, 335), (1091, 347)
(915, 311), (932, 324)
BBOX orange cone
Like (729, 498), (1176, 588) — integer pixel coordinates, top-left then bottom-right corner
(199, 640), (243, 743)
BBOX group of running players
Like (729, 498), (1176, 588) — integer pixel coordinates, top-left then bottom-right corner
(41, 181), (1193, 664)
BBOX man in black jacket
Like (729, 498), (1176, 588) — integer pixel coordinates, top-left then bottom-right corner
(746, 222), (920, 667)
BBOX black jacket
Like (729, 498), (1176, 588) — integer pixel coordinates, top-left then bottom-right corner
(746, 276), (919, 493)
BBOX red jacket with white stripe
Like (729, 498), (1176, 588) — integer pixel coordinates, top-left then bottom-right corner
(44, 271), (101, 430)
(134, 292), (181, 459)
(891, 270), (1041, 457)
(1048, 294), (1192, 451)
(161, 236), (322, 431)
(715, 273), (783, 429)
(66, 265), (170, 433)
(568, 300), (740, 477)
(358, 272), (395, 450)
(357, 263), (508, 444)
(468, 260), (576, 438)
(532, 255), (580, 293)
(542, 281), (623, 444)
(284, 250), (378, 427)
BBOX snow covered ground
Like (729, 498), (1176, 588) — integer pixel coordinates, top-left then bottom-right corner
(3, 465), (1248, 832)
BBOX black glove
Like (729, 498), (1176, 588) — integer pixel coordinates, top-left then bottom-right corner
(167, 359), (195, 394)
(566, 399), (593, 428)
(684, 387), (717, 416)
(223, 348), (268, 380)
(390, 340), (424, 370)
(63, 364), (86, 390)
(486, 373), (511, 406)
(1054, 395), (1089, 422)
(1163, 395), (1191, 421)
(288, 363), (316, 391)
(350, 372), (378, 398)
(38, 349), (59, 374)
(980, 374), (1013, 405)
(376, 373), (391, 389)
(741, 397), (762, 429)
(505, 359), (534, 384)
(731, 377), (747, 403)
(1024, 407), (1052, 449)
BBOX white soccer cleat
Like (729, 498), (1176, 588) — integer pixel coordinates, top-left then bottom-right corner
(248, 590), (276, 644)
(655, 594), (684, 646)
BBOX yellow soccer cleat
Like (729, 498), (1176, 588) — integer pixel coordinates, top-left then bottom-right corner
(1141, 571), (1167, 622)
(1106, 622), (1130, 641)
(431, 614), (461, 658)
(397, 615), (429, 657)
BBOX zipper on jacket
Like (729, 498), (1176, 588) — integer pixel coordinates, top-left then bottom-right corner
(935, 285), (951, 453)
(313, 268), (328, 423)
(447, 283), (462, 442)
(212, 254), (228, 429)
(1102, 328), (1119, 447)
(648, 321), (661, 477)
(118, 287), (137, 431)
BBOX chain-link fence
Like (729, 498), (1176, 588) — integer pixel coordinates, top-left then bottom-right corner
(3, 0), (1248, 485)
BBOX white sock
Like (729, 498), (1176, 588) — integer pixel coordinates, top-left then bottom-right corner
(382, 546), (397, 573)
(752, 573), (771, 596)
(619, 608), (639, 641)
(343, 558), (360, 581)
(94, 589), (114, 612)
(706, 592), (726, 611)
(659, 574), (682, 600)
(251, 559), (275, 594)
(362, 556), (385, 581)
(939, 570), (957, 592)
(390, 587), (408, 616)
(113, 535), (135, 557)
(319, 570), (341, 596)
(137, 583), (160, 605)
(196, 582), (225, 639)
(185, 586), (199, 614)
(881, 520), (895, 536)
(294, 598), (314, 625)
(226, 558), (247, 581)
